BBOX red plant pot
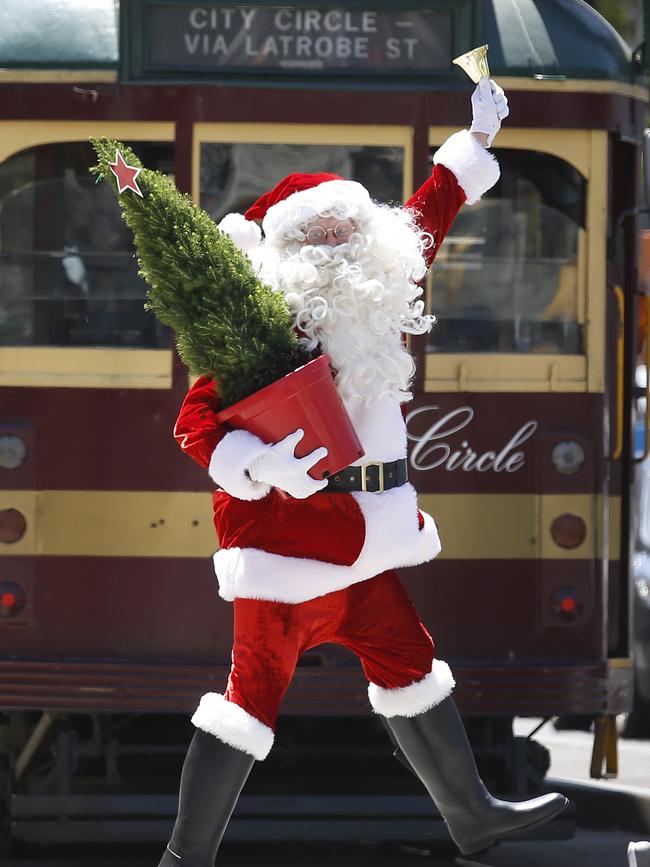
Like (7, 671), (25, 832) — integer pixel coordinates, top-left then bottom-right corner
(215, 354), (364, 479)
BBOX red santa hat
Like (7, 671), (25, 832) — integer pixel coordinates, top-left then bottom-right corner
(217, 172), (373, 251)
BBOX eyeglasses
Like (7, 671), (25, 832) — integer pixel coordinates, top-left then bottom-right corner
(303, 220), (356, 245)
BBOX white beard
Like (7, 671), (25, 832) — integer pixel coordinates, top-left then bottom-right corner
(249, 205), (435, 406)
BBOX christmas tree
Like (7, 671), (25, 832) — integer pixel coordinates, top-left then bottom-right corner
(90, 138), (311, 407)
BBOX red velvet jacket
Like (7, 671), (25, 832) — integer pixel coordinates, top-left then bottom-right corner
(174, 163), (464, 534)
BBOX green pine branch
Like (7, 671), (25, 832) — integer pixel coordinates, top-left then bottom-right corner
(90, 138), (311, 407)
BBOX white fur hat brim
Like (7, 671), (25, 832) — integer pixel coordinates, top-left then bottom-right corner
(262, 179), (373, 246)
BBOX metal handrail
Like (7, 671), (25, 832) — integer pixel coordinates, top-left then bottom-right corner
(613, 285), (625, 461)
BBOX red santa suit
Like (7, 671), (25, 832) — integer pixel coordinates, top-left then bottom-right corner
(174, 131), (500, 760)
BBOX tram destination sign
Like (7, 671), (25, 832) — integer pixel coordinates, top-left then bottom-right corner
(129, 4), (456, 79)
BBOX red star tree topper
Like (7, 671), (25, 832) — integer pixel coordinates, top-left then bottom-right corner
(109, 149), (143, 197)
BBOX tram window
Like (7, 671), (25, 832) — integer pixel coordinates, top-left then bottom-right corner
(428, 148), (587, 355)
(0, 141), (173, 348)
(200, 142), (404, 221)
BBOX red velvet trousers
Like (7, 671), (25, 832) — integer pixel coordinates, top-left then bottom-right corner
(224, 569), (435, 729)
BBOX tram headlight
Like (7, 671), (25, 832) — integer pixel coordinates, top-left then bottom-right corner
(550, 513), (587, 549)
(551, 440), (585, 475)
(0, 434), (27, 470)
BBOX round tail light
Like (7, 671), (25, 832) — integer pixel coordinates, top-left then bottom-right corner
(551, 587), (586, 622)
(0, 582), (26, 618)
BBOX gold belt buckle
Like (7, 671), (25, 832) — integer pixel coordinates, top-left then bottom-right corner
(361, 461), (385, 494)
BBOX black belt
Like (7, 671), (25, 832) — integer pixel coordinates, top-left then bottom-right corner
(326, 458), (408, 494)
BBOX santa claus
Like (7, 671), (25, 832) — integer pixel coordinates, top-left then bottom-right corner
(160, 79), (568, 865)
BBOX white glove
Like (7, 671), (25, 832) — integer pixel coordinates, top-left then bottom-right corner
(469, 78), (509, 147)
(248, 428), (328, 499)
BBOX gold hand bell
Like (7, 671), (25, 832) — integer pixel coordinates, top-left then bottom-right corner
(452, 44), (490, 83)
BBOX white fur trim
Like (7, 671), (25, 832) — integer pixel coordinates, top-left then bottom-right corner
(213, 483), (442, 603)
(191, 692), (274, 760)
(217, 213), (262, 253)
(209, 430), (271, 501)
(262, 179), (373, 246)
(368, 660), (455, 718)
(345, 395), (408, 464)
(433, 130), (500, 205)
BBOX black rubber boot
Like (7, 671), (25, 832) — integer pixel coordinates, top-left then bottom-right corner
(157, 728), (255, 867)
(385, 697), (569, 856)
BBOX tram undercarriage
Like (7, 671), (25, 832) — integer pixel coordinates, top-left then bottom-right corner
(0, 710), (575, 852)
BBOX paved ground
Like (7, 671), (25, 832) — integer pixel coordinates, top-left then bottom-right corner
(460, 830), (641, 867)
(513, 717), (650, 789)
(3, 830), (643, 867)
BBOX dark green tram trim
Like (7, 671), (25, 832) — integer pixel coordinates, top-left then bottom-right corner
(0, 0), (117, 69)
(0, 0), (641, 88)
(485, 0), (635, 83)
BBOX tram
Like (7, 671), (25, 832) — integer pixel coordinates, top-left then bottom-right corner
(0, 0), (648, 850)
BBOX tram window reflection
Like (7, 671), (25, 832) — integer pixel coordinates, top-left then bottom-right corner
(200, 142), (404, 220)
(427, 148), (586, 355)
(0, 141), (174, 348)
